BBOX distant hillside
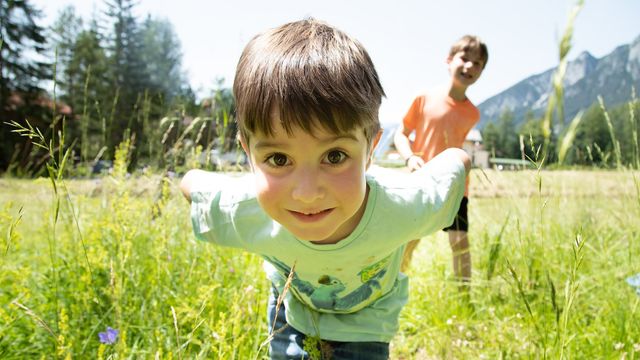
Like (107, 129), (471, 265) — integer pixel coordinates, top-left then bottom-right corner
(477, 34), (640, 129)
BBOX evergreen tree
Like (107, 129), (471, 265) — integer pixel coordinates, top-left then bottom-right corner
(518, 112), (546, 162)
(140, 15), (185, 101)
(69, 20), (110, 162)
(50, 5), (82, 108)
(481, 122), (499, 158)
(103, 0), (148, 161)
(481, 109), (519, 159)
(0, 0), (51, 171)
(136, 15), (189, 163)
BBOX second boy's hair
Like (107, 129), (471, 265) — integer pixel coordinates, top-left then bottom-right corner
(233, 18), (385, 145)
(449, 35), (489, 68)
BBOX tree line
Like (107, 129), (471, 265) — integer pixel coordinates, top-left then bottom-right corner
(482, 97), (640, 168)
(1, 0), (236, 176)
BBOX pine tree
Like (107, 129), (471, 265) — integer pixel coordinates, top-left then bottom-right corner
(140, 15), (185, 102)
(69, 20), (110, 162)
(50, 5), (83, 112)
(0, 0), (51, 171)
(103, 0), (148, 161)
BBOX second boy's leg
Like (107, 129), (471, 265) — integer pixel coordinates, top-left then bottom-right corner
(448, 230), (471, 281)
(446, 197), (471, 283)
(400, 239), (420, 272)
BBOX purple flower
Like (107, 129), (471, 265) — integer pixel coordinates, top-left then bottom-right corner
(628, 273), (640, 296)
(98, 327), (119, 344)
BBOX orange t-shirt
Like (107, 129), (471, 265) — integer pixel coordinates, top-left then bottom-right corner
(402, 89), (479, 195)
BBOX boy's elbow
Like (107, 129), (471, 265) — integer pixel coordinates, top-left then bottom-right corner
(393, 126), (407, 143)
(444, 148), (471, 174)
(459, 151), (471, 173)
(180, 170), (198, 202)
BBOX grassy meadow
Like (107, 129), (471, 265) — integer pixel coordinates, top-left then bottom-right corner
(1, 166), (639, 359)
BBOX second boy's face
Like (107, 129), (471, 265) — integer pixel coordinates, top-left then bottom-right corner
(241, 118), (380, 244)
(448, 49), (485, 88)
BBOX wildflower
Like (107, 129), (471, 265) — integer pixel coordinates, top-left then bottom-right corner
(614, 342), (624, 351)
(627, 273), (640, 296)
(98, 327), (119, 345)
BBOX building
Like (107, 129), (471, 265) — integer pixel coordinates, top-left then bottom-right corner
(462, 128), (489, 169)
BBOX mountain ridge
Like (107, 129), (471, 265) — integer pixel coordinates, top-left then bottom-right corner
(477, 34), (640, 129)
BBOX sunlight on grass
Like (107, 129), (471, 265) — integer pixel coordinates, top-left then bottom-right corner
(1, 167), (639, 358)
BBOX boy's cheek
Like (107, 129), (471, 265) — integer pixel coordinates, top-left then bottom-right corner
(332, 165), (367, 194)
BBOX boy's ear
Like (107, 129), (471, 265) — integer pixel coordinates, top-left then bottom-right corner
(239, 133), (250, 155)
(239, 134), (255, 171)
(366, 130), (383, 169)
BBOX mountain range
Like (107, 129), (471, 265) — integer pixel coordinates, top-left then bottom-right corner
(477, 34), (640, 129)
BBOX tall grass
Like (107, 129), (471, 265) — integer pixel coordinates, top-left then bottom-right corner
(629, 89), (640, 170)
(394, 168), (639, 358)
(542, 0), (584, 160)
(599, 96), (623, 169)
(0, 130), (269, 358)
(2, 166), (639, 358)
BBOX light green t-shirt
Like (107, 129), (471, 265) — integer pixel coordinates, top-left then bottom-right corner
(190, 151), (466, 342)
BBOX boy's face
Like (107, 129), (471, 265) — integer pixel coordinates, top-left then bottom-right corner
(241, 117), (381, 244)
(447, 49), (485, 88)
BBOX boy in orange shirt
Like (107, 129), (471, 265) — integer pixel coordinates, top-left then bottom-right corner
(394, 35), (488, 282)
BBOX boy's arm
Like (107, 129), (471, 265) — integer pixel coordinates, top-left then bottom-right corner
(393, 125), (424, 171)
(444, 147), (471, 175)
(180, 169), (216, 203)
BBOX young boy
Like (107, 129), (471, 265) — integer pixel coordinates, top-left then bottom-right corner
(394, 35), (488, 281)
(181, 19), (470, 359)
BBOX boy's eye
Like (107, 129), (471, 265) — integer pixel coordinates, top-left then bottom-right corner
(325, 150), (348, 165)
(266, 153), (289, 167)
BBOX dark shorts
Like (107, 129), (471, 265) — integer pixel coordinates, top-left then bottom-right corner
(267, 286), (390, 360)
(443, 196), (468, 232)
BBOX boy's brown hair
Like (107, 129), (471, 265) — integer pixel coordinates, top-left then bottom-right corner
(233, 18), (385, 145)
(449, 35), (489, 68)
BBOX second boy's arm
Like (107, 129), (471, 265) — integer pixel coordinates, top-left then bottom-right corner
(393, 125), (425, 171)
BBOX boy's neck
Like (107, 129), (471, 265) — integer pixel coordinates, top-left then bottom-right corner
(447, 82), (469, 102)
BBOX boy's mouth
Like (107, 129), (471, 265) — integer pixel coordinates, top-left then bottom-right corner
(288, 208), (334, 222)
(460, 72), (473, 80)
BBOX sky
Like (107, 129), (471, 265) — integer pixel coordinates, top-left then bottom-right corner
(31, 0), (640, 125)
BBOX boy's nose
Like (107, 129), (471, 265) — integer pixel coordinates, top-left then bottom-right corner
(291, 170), (325, 203)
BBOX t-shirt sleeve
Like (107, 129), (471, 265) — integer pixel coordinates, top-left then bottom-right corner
(408, 150), (466, 236)
(402, 95), (425, 131)
(189, 174), (254, 248)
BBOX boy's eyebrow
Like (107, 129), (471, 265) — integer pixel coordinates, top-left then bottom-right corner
(254, 134), (360, 150)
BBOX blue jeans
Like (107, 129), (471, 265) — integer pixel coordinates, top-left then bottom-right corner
(267, 286), (389, 360)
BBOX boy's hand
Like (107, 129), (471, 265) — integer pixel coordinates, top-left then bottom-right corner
(406, 155), (425, 172)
